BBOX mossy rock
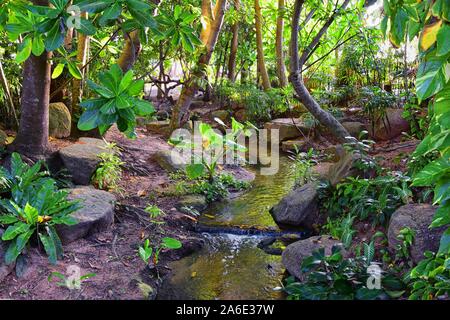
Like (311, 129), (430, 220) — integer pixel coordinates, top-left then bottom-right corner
(49, 102), (71, 138)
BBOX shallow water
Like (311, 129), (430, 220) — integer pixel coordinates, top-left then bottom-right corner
(158, 157), (299, 300)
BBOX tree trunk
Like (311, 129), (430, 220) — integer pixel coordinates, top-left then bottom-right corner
(289, 0), (350, 143)
(169, 0), (227, 132)
(228, 0), (240, 82)
(255, 0), (271, 90)
(275, 0), (288, 87)
(117, 30), (141, 73)
(11, 1), (51, 158)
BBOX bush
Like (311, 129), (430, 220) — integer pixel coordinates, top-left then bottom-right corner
(0, 153), (80, 264)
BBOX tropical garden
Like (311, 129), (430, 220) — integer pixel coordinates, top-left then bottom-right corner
(0, 0), (448, 301)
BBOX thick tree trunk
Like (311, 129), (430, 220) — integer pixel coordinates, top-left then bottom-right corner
(289, 0), (350, 143)
(169, 0), (227, 132)
(275, 0), (288, 87)
(11, 1), (51, 158)
(228, 0), (240, 82)
(255, 0), (271, 90)
(117, 30), (141, 73)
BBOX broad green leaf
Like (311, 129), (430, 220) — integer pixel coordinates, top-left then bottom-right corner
(438, 228), (450, 254)
(436, 23), (450, 56)
(45, 20), (65, 52)
(185, 163), (205, 179)
(161, 237), (182, 249)
(420, 20), (442, 51)
(2, 222), (30, 241)
(134, 99), (154, 116)
(77, 109), (100, 131)
(416, 57), (447, 101)
(15, 37), (32, 63)
(52, 63), (65, 79)
(99, 2), (122, 26)
(76, 18), (96, 36)
(127, 79), (144, 96)
(39, 232), (57, 264)
(67, 61), (83, 80)
(412, 157), (450, 186)
(32, 35), (45, 56)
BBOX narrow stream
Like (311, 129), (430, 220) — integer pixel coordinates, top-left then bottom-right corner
(158, 157), (302, 300)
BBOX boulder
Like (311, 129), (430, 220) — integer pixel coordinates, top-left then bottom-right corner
(369, 108), (409, 141)
(57, 186), (116, 244)
(326, 151), (362, 186)
(0, 228), (16, 282)
(282, 235), (345, 280)
(312, 162), (334, 180)
(0, 129), (7, 146)
(233, 109), (247, 122)
(323, 144), (345, 162)
(176, 195), (208, 213)
(59, 138), (109, 185)
(388, 204), (444, 264)
(281, 139), (311, 153)
(210, 110), (229, 122)
(341, 121), (366, 138)
(146, 120), (170, 135)
(153, 149), (188, 172)
(270, 182), (319, 228)
(264, 118), (311, 142)
(49, 102), (71, 138)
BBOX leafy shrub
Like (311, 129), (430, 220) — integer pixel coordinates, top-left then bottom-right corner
(0, 153), (80, 264)
(284, 246), (406, 300)
(215, 81), (293, 123)
(407, 251), (450, 300)
(77, 64), (155, 138)
(91, 142), (124, 191)
(359, 86), (397, 128)
(139, 237), (182, 266)
(318, 171), (412, 226)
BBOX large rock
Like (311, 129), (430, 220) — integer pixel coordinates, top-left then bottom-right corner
(153, 149), (188, 172)
(388, 204), (444, 264)
(264, 118), (311, 142)
(270, 182), (319, 228)
(341, 121), (366, 138)
(281, 139), (310, 153)
(146, 120), (170, 135)
(0, 228), (16, 282)
(369, 108), (409, 141)
(282, 235), (345, 280)
(57, 186), (116, 244)
(0, 129), (7, 146)
(59, 138), (109, 185)
(176, 195), (208, 213)
(233, 109), (247, 122)
(49, 102), (71, 138)
(326, 151), (362, 186)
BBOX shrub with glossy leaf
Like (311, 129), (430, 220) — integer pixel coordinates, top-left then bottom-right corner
(285, 246), (406, 300)
(77, 64), (155, 138)
(0, 153), (80, 264)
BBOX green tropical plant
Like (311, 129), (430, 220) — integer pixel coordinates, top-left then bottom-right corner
(139, 237), (182, 266)
(284, 246), (406, 300)
(0, 154), (80, 264)
(77, 64), (155, 138)
(91, 142), (124, 191)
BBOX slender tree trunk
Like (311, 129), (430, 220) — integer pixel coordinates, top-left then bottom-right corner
(289, 0), (350, 143)
(0, 61), (19, 127)
(117, 30), (141, 73)
(275, 0), (288, 87)
(228, 0), (240, 82)
(255, 0), (271, 90)
(169, 0), (227, 132)
(11, 0), (51, 158)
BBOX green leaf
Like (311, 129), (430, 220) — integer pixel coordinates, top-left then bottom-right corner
(99, 2), (122, 26)
(39, 232), (57, 264)
(436, 23), (450, 56)
(355, 287), (382, 300)
(431, 201), (450, 227)
(438, 228), (450, 254)
(32, 35), (45, 56)
(186, 163), (205, 179)
(77, 109), (100, 131)
(67, 61), (83, 80)
(2, 222), (30, 241)
(416, 57), (447, 101)
(15, 37), (32, 63)
(24, 203), (39, 224)
(134, 99), (154, 116)
(52, 63), (65, 79)
(412, 157), (450, 186)
(45, 20), (65, 52)
(127, 79), (144, 96)
(4, 230), (34, 264)
(76, 18), (96, 36)
(161, 237), (182, 249)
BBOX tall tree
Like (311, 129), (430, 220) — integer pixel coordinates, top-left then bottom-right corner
(275, 0), (288, 87)
(254, 0), (271, 90)
(11, 0), (51, 158)
(227, 0), (240, 82)
(289, 0), (350, 142)
(169, 0), (227, 132)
